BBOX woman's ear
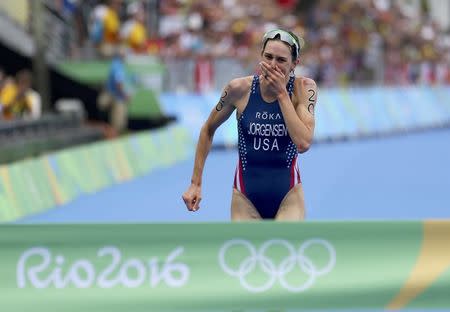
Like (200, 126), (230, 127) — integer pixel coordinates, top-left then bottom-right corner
(290, 58), (299, 71)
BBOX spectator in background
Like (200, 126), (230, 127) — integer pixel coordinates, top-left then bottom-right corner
(120, 1), (147, 54)
(0, 69), (41, 120)
(97, 47), (131, 134)
(89, 1), (108, 45)
(90, 0), (123, 58)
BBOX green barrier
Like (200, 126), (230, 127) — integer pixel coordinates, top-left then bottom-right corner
(127, 88), (162, 118)
(58, 57), (165, 118)
(0, 221), (449, 311)
(0, 126), (193, 223)
(58, 60), (165, 85)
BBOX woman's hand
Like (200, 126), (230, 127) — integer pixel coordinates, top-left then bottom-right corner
(260, 61), (288, 98)
(182, 183), (202, 212)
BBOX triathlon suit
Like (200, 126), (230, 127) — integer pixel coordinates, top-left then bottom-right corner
(234, 75), (301, 219)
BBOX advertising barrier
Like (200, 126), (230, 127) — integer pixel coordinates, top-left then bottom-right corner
(0, 126), (193, 222)
(160, 86), (450, 147)
(1, 221), (450, 311)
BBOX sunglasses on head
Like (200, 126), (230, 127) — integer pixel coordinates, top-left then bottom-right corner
(262, 29), (301, 60)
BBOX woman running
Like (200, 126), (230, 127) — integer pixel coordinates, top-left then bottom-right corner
(182, 29), (318, 220)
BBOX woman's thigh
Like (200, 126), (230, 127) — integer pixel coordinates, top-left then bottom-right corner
(275, 184), (305, 221)
(231, 188), (262, 221)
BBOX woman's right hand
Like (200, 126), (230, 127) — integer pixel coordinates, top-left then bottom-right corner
(182, 184), (202, 212)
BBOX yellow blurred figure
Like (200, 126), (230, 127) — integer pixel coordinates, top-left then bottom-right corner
(97, 0), (122, 58)
(120, 2), (147, 53)
(124, 22), (146, 52)
(103, 3), (121, 44)
(0, 70), (33, 120)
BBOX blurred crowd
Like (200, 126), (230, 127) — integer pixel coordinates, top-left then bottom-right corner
(40, 0), (150, 58)
(87, 0), (149, 58)
(300, 0), (450, 86)
(1, 0), (448, 122)
(49, 0), (450, 87)
(156, 0), (450, 86)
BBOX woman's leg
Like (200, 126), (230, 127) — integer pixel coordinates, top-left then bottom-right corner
(275, 184), (305, 221)
(231, 188), (262, 221)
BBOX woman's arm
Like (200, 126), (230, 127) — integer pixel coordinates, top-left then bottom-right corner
(260, 62), (317, 153)
(182, 78), (245, 211)
(277, 77), (317, 152)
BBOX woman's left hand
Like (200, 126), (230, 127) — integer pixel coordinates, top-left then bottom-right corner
(260, 61), (288, 98)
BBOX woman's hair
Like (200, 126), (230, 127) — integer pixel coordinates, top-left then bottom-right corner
(262, 29), (301, 61)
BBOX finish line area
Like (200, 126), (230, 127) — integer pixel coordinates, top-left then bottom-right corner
(3, 128), (449, 312)
(3, 222), (450, 311)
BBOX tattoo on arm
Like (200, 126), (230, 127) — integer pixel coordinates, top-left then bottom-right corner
(307, 89), (315, 115)
(215, 90), (228, 112)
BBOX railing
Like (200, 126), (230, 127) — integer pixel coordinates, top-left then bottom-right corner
(0, 113), (104, 164)
(162, 57), (251, 93)
(0, 1), (77, 63)
(40, 0), (77, 62)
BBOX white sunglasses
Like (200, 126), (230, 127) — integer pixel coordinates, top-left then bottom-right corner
(262, 29), (301, 59)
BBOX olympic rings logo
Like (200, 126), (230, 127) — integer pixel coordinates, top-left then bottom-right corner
(218, 239), (336, 293)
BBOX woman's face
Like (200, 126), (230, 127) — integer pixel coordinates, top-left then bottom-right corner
(261, 40), (296, 78)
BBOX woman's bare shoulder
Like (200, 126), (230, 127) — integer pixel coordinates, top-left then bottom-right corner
(294, 76), (317, 88)
(291, 76), (318, 108)
(227, 76), (254, 98)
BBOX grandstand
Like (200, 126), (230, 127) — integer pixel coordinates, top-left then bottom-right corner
(0, 1), (449, 311)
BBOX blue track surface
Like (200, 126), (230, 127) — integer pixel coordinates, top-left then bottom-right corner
(19, 129), (450, 223)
